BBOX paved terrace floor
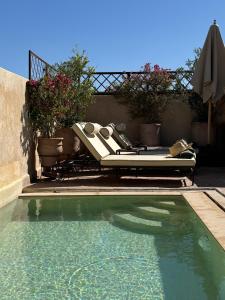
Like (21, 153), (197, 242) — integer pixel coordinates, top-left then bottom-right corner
(23, 167), (225, 195)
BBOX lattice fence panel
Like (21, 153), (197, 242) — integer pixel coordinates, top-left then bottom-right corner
(29, 51), (193, 94)
(29, 50), (57, 80)
(91, 71), (193, 94)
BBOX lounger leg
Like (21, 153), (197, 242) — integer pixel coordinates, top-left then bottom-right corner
(179, 169), (187, 187)
(191, 168), (195, 186)
(135, 168), (139, 177)
(40, 165), (43, 180)
(114, 167), (119, 178)
(182, 168), (195, 186)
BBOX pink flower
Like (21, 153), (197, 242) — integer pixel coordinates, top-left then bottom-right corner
(27, 79), (38, 86)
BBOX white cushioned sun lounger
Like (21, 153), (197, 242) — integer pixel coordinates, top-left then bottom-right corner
(72, 123), (196, 170)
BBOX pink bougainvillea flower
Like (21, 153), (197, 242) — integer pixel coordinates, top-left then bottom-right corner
(27, 79), (38, 86)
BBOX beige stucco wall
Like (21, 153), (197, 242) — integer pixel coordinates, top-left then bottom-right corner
(86, 95), (193, 145)
(0, 68), (37, 206)
(86, 95), (141, 142)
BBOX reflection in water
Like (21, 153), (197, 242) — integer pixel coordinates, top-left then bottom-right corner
(35, 199), (42, 218)
(198, 235), (211, 252)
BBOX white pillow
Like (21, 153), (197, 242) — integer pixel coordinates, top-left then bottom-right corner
(84, 122), (101, 135)
(100, 126), (113, 138)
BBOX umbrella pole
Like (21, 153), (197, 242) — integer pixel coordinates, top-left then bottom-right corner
(208, 99), (212, 144)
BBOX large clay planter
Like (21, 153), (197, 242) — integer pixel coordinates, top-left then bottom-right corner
(140, 123), (161, 146)
(191, 122), (208, 146)
(55, 128), (81, 160)
(37, 137), (63, 167)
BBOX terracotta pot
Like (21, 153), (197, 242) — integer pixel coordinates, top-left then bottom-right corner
(37, 137), (63, 167)
(191, 122), (208, 146)
(55, 128), (80, 160)
(140, 123), (161, 146)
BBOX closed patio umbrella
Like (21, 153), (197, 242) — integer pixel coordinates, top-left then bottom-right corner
(191, 20), (225, 144)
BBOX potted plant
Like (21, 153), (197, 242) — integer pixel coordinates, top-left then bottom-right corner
(116, 63), (172, 146)
(54, 50), (95, 159)
(27, 73), (76, 166)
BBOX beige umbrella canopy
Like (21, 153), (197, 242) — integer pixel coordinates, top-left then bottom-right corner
(191, 20), (225, 144)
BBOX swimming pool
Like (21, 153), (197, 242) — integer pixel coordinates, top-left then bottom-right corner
(0, 195), (225, 299)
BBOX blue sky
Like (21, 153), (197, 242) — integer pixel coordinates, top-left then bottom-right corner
(1, 0), (225, 78)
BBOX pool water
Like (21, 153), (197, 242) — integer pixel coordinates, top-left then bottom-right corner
(0, 195), (225, 299)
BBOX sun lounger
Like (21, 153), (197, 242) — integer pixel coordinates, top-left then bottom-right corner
(72, 123), (196, 184)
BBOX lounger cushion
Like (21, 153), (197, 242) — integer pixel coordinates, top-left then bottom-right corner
(97, 125), (121, 154)
(72, 123), (110, 160)
(98, 133), (121, 154)
(84, 122), (101, 135)
(101, 154), (196, 167)
(99, 126), (113, 138)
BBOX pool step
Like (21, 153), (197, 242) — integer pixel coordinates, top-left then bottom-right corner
(112, 213), (162, 234)
(134, 200), (186, 211)
(159, 201), (176, 207)
(132, 205), (187, 225)
(133, 206), (171, 220)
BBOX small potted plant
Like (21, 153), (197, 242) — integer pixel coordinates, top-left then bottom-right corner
(117, 63), (172, 146)
(27, 73), (75, 166)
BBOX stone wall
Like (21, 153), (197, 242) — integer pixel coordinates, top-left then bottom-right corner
(0, 68), (37, 206)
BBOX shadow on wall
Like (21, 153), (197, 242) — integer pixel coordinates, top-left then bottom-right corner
(161, 100), (193, 145)
(20, 90), (37, 182)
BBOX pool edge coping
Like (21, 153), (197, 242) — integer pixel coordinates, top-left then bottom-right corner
(182, 191), (225, 252)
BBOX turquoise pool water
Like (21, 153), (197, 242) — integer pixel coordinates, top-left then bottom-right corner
(0, 195), (225, 299)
